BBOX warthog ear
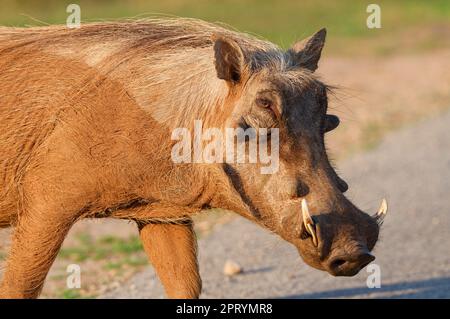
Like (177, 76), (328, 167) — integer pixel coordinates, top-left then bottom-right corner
(290, 28), (327, 72)
(213, 35), (244, 84)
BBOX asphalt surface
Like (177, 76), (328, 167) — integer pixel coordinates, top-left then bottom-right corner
(102, 111), (450, 299)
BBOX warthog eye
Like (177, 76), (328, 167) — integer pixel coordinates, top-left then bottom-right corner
(255, 97), (273, 109)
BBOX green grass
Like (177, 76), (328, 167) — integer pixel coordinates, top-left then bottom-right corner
(1, 0), (448, 53)
(48, 234), (148, 298)
(58, 234), (144, 262)
(98, 235), (143, 254)
(104, 256), (148, 271)
(60, 289), (83, 299)
(59, 288), (96, 299)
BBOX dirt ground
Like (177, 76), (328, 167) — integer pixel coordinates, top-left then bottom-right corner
(0, 48), (449, 298)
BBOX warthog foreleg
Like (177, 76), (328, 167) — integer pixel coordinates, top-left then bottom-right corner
(0, 201), (76, 298)
(0, 158), (94, 299)
(137, 219), (201, 299)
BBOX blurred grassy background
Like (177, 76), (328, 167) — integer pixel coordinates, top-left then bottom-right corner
(1, 0), (449, 55)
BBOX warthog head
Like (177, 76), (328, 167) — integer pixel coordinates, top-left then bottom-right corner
(212, 28), (387, 276)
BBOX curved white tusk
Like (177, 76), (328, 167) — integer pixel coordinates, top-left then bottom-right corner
(301, 199), (318, 246)
(301, 199), (312, 224)
(377, 198), (388, 216)
(306, 224), (318, 247)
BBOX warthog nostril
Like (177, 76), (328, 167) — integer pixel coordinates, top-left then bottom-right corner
(328, 252), (375, 276)
(329, 258), (347, 270)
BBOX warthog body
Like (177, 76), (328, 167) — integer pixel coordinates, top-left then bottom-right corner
(0, 19), (386, 298)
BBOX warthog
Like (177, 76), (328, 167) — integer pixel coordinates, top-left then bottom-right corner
(0, 18), (387, 298)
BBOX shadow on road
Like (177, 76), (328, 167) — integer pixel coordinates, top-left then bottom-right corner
(278, 277), (450, 299)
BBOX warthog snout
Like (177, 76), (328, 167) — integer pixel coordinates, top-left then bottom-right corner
(291, 199), (387, 277)
(326, 248), (375, 276)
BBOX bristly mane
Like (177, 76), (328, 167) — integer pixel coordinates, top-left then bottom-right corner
(0, 18), (293, 128)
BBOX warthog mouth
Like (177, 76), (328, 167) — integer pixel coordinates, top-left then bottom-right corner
(292, 198), (388, 276)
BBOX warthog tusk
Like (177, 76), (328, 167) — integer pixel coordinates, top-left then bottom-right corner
(374, 198), (388, 226)
(377, 198), (388, 216)
(301, 199), (318, 246)
(301, 199), (312, 223)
